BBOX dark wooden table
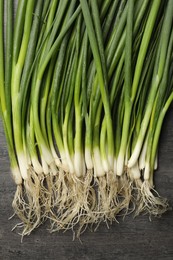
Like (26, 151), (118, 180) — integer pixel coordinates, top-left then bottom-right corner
(0, 106), (173, 260)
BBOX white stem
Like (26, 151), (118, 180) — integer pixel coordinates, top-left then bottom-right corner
(65, 150), (74, 174)
(117, 152), (124, 176)
(60, 151), (70, 172)
(11, 167), (22, 185)
(128, 141), (142, 168)
(54, 158), (61, 167)
(139, 138), (148, 170)
(108, 154), (114, 172)
(85, 148), (93, 170)
(93, 147), (105, 177)
(18, 153), (28, 180)
(31, 157), (43, 174)
(144, 161), (150, 180)
(50, 162), (58, 175)
(129, 161), (140, 180)
(41, 145), (54, 165)
(125, 149), (129, 165)
(113, 158), (117, 175)
(139, 138), (147, 170)
(102, 158), (109, 173)
(50, 145), (61, 167)
(41, 156), (49, 175)
(26, 149), (31, 166)
(74, 151), (85, 177)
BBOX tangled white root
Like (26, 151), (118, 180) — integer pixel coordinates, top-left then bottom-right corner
(11, 168), (169, 238)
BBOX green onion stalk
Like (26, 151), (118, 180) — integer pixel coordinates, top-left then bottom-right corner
(0, 0), (173, 236)
(0, 0), (23, 185)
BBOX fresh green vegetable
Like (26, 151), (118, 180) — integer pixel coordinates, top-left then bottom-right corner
(0, 0), (173, 237)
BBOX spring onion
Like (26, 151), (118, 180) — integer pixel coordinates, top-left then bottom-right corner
(0, 0), (173, 237)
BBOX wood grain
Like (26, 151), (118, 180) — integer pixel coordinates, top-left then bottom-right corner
(0, 107), (173, 260)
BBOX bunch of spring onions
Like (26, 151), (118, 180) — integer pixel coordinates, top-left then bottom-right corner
(0, 0), (173, 237)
